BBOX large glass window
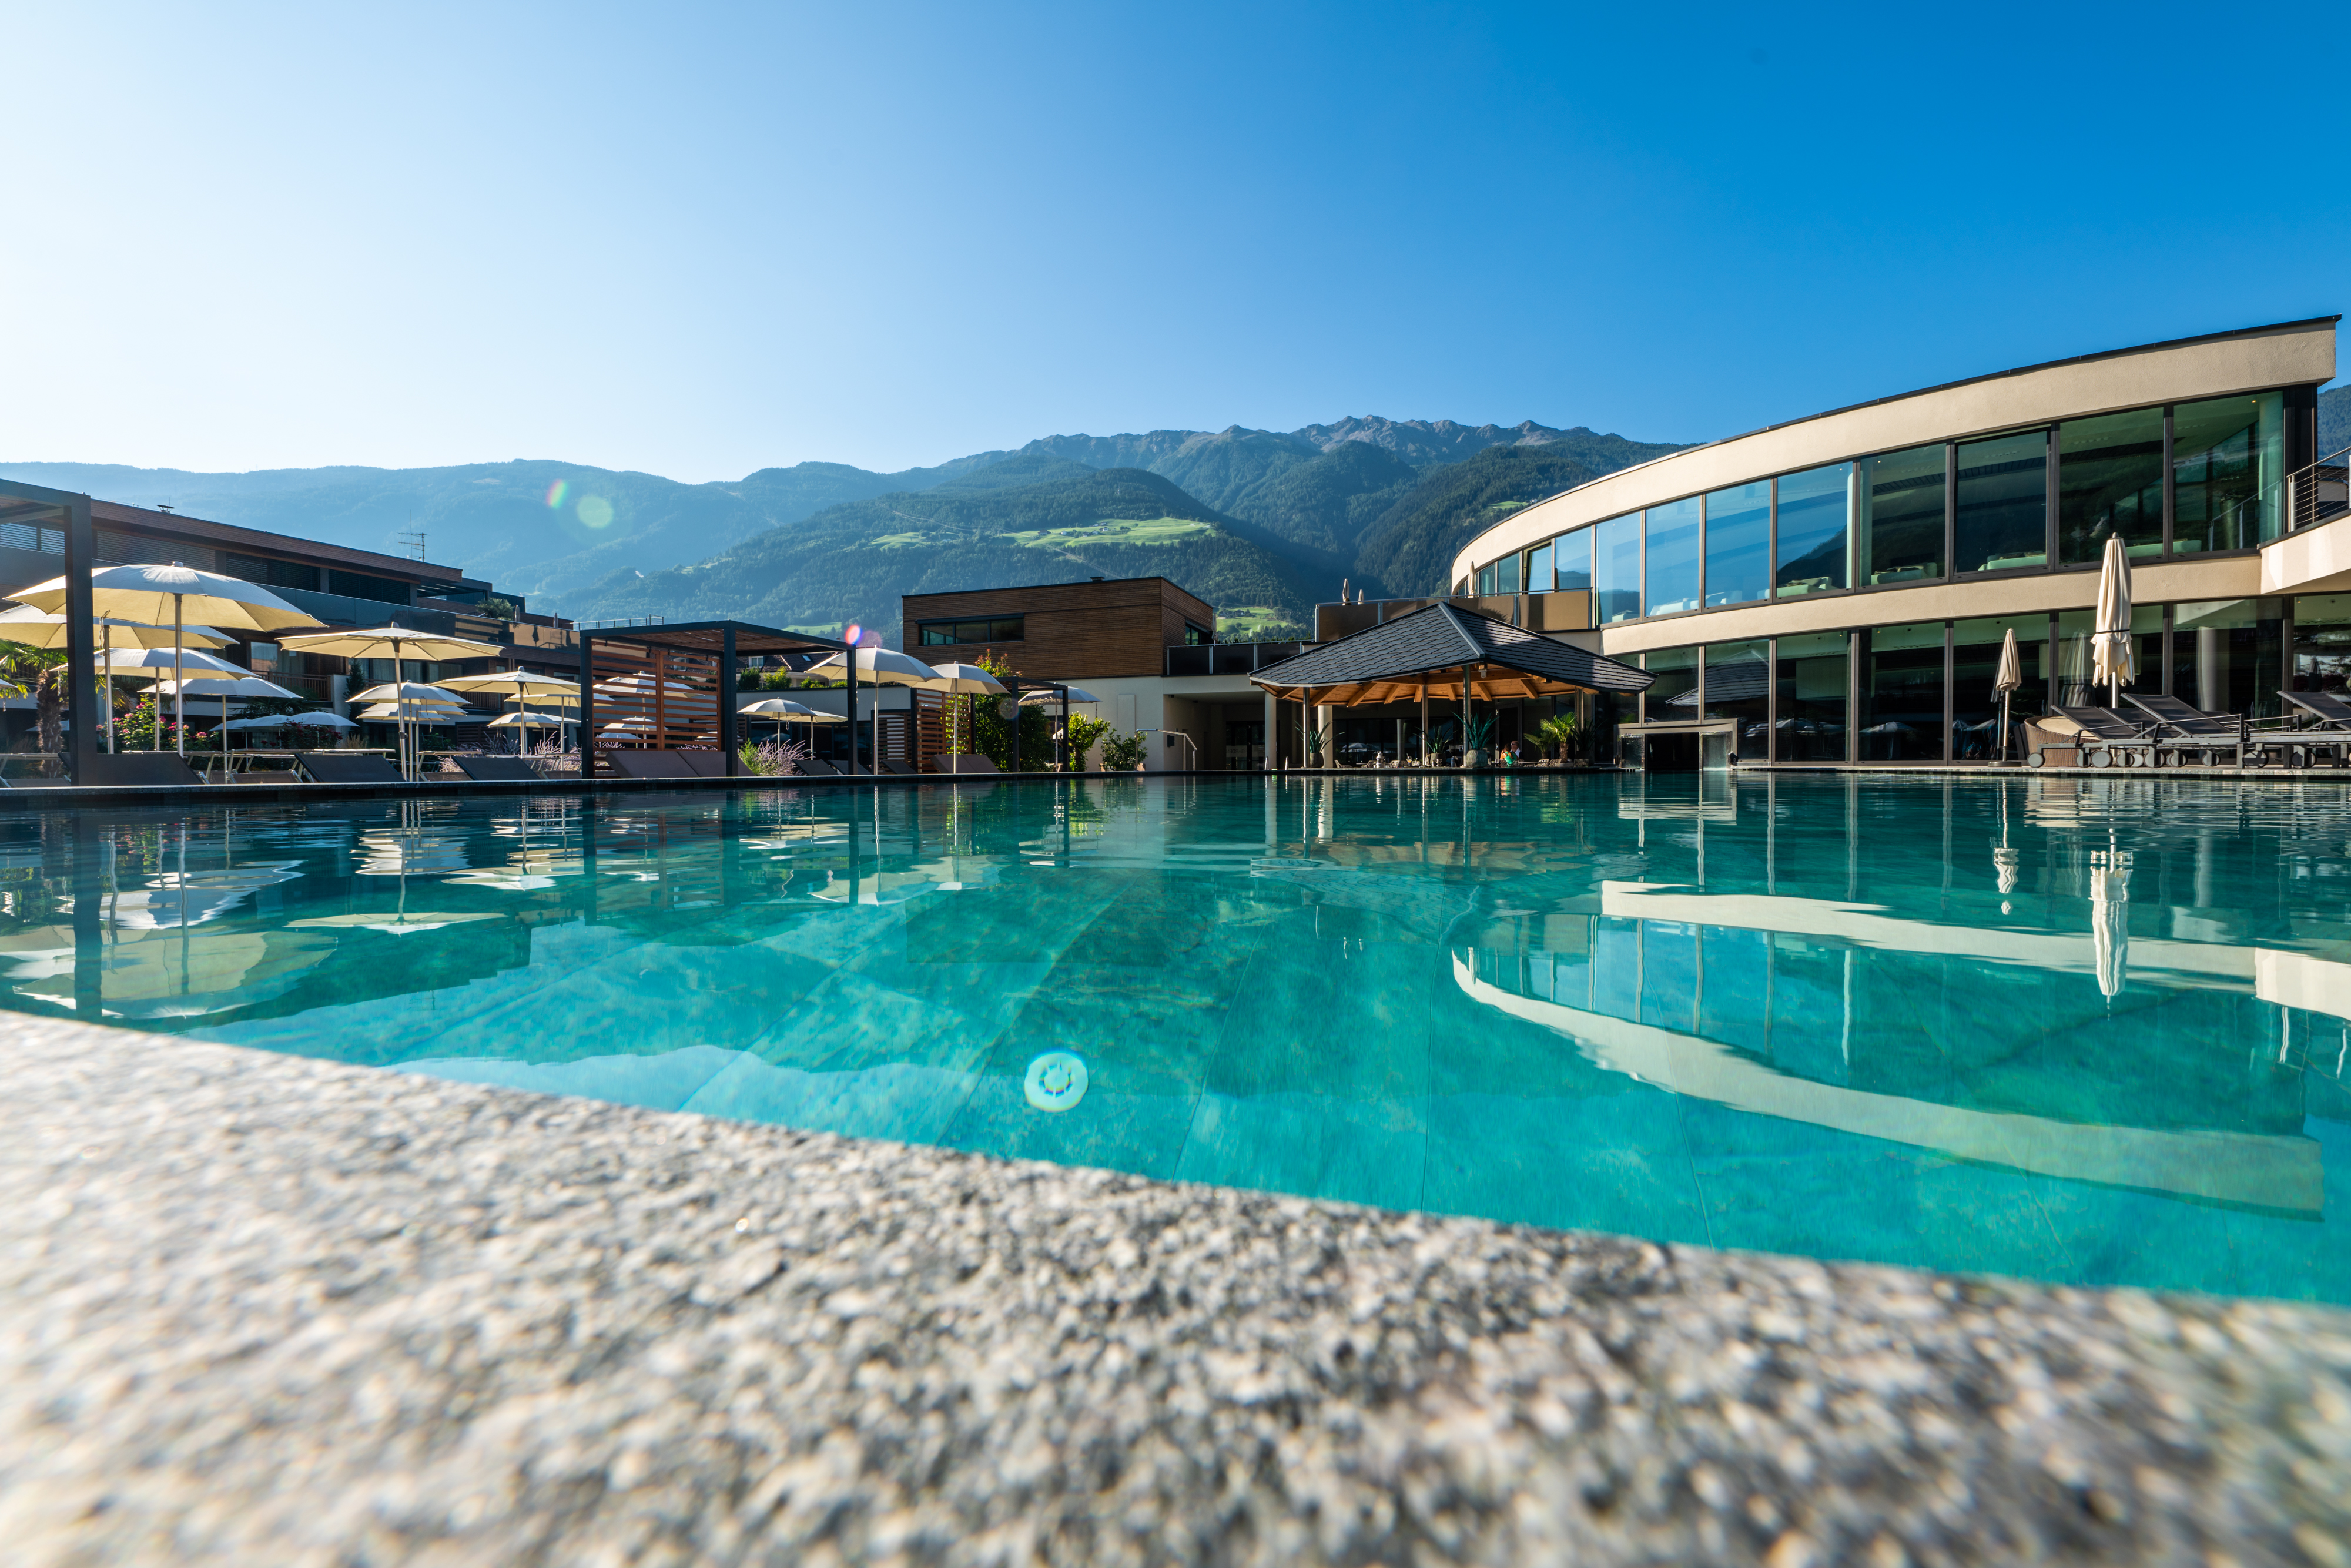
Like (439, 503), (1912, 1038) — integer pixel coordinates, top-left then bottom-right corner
(2055, 605), (2162, 710)
(1858, 621), (1944, 760)
(2057, 407), (2164, 565)
(1642, 646), (1699, 723)
(2175, 393), (2285, 551)
(2172, 599), (2285, 719)
(1526, 542), (1552, 595)
(1856, 445), (1945, 585)
(1951, 615), (2048, 760)
(1703, 481), (1770, 607)
(1497, 554), (1520, 594)
(918, 615), (1025, 645)
(2292, 593), (2351, 698)
(1476, 563), (1496, 595)
(1595, 514), (1641, 622)
(1773, 631), (1847, 762)
(1954, 429), (2048, 574)
(1704, 639), (1770, 753)
(1774, 463), (1850, 597)
(1644, 497), (1702, 616)
(1553, 528), (1592, 592)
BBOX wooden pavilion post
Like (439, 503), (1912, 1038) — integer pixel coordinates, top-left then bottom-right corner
(577, 633), (596, 777)
(654, 648), (668, 751)
(719, 627), (738, 775)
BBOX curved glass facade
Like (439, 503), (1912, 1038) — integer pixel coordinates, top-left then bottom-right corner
(1475, 386), (2306, 632)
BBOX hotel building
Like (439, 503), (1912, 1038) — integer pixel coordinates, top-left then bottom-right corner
(1445, 319), (2348, 768)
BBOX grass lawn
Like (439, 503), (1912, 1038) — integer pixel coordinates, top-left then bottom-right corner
(1003, 516), (1215, 548)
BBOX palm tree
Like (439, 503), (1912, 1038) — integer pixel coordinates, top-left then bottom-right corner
(0, 643), (62, 775)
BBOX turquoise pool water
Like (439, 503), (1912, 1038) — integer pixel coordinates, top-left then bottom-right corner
(6, 774), (2348, 1302)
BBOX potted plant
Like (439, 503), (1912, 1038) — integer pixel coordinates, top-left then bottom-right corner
(1461, 714), (1496, 769)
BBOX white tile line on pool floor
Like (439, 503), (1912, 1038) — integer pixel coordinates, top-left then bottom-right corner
(4, 1016), (2350, 1566)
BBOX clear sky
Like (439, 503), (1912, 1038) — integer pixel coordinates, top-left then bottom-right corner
(6, 1), (2343, 482)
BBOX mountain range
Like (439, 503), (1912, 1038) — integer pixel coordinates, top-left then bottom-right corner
(4, 416), (1688, 642)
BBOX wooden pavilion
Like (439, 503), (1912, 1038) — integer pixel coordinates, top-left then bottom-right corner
(1250, 601), (1650, 764)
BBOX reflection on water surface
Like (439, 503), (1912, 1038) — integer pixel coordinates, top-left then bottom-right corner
(4, 773), (2347, 1302)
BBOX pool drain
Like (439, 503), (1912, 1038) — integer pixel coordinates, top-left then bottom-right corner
(1023, 1051), (1089, 1113)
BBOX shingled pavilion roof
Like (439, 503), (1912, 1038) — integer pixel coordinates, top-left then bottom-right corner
(1250, 601), (1652, 706)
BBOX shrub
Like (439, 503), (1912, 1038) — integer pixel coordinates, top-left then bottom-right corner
(1100, 729), (1147, 770)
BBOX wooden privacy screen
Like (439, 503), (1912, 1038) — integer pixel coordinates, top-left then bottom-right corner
(912, 689), (951, 770)
(590, 641), (719, 758)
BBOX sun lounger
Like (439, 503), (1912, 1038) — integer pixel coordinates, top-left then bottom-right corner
(297, 752), (406, 784)
(796, 758), (840, 776)
(2275, 692), (2351, 766)
(2121, 693), (2248, 766)
(881, 759), (920, 776)
(2041, 706), (2158, 768)
(2285, 689), (2351, 729)
(680, 751), (734, 778)
(84, 753), (204, 787)
(604, 749), (698, 779)
(936, 753), (998, 775)
(453, 755), (542, 783)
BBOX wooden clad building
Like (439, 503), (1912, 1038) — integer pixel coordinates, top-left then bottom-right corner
(900, 576), (1216, 680)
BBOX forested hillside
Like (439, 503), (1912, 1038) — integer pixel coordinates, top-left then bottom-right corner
(1352, 445), (1612, 597)
(581, 465), (1325, 638)
(3, 410), (1685, 628)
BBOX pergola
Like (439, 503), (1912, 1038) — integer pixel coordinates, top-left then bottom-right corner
(1251, 602), (1650, 761)
(577, 620), (850, 777)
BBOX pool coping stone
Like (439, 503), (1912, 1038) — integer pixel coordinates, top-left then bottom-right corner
(4, 1015), (2349, 1566)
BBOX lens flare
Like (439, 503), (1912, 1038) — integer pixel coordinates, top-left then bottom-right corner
(843, 623), (862, 648)
(544, 479), (568, 510)
(577, 495), (615, 528)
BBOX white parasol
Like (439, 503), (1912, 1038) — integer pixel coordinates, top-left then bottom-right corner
(2091, 535), (2135, 706)
(277, 625), (502, 779)
(1992, 627), (2022, 764)
(801, 647), (940, 775)
(0, 606), (236, 753)
(9, 562), (321, 756)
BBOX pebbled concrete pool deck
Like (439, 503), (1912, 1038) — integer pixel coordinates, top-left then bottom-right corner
(3, 1018), (2349, 1567)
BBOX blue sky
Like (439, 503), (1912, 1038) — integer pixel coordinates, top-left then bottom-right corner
(5, 2), (2342, 481)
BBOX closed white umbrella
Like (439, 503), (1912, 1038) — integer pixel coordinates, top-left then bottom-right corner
(11, 562), (323, 758)
(2091, 534), (2135, 707)
(1992, 627), (2022, 763)
(2091, 854), (2130, 999)
(278, 625), (503, 780)
(1018, 685), (1100, 705)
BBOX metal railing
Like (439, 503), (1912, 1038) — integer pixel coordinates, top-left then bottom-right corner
(2288, 445), (2351, 534)
(1163, 639), (1308, 677)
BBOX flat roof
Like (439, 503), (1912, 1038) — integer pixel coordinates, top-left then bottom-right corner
(581, 619), (849, 657)
(903, 575), (1211, 604)
(1550, 316), (2343, 506)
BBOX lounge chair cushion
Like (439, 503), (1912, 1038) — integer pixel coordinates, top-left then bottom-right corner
(453, 755), (541, 782)
(85, 753), (205, 787)
(797, 758), (840, 776)
(680, 750), (734, 777)
(297, 752), (406, 784)
(604, 749), (698, 779)
(936, 753), (998, 774)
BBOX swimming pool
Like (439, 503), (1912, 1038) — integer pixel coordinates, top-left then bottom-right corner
(5, 773), (2346, 1303)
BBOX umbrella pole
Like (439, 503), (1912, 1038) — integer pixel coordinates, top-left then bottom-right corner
(172, 595), (185, 756)
(102, 625), (114, 754)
